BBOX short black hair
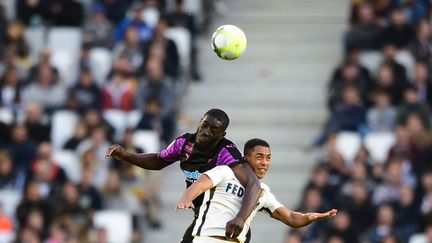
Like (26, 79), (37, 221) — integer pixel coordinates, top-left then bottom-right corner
(204, 109), (230, 131)
(244, 138), (270, 156)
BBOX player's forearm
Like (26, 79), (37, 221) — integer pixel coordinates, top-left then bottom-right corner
(272, 208), (311, 228)
(120, 152), (170, 170)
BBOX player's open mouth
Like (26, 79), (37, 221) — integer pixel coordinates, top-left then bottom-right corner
(258, 168), (266, 173)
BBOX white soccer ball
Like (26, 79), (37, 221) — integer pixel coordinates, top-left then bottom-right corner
(211, 25), (247, 60)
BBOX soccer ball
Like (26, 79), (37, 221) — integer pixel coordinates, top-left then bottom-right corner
(211, 25), (247, 60)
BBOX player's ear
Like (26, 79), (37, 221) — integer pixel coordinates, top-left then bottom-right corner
(222, 131), (226, 137)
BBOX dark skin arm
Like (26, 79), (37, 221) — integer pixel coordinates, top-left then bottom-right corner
(226, 162), (260, 239)
(104, 144), (172, 170)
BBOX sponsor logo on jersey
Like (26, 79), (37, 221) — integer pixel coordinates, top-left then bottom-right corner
(183, 170), (201, 181)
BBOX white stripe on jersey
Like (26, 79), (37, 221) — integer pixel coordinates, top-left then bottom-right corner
(192, 165), (283, 242)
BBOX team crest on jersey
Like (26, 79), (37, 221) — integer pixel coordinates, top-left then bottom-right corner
(183, 170), (201, 181)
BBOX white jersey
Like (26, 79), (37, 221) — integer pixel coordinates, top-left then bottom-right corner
(192, 165), (283, 243)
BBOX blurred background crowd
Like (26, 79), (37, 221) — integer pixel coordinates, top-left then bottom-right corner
(0, 0), (221, 242)
(286, 0), (432, 243)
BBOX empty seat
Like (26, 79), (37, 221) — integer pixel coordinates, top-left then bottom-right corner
(0, 108), (13, 124)
(53, 150), (81, 183)
(93, 210), (132, 243)
(409, 233), (427, 243)
(335, 132), (362, 165)
(359, 51), (383, 76)
(89, 48), (113, 86)
(51, 110), (80, 150)
(47, 27), (82, 53)
(126, 110), (142, 128)
(50, 50), (79, 85)
(165, 27), (191, 70)
(102, 110), (127, 141)
(0, 189), (22, 219)
(364, 132), (396, 164)
(132, 130), (160, 153)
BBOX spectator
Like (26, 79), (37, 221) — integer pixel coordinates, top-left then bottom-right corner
(26, 142), (68, 197)
(363, 204), (397, 243)
(397, 85), (431, 129)
(44, 0), (84, 27)
(113, 26), (145, 72)
(393, 184), (419, 242)
(345, 4), (383, 52)
(0, 121), (10, 148)
(388, 126), (417, 164)
(381, 9), (415, 49)
(135, 97), (176, 144)
(166, 0), (202, 80)
(143, 18), (180, 80)
(26, 50), (59, 86)
(342, 181), (375, 237)
(381, 44), (408, 83)
(328, 61), (369, 110)
(24, 103), (51, 143)
(372, 64), (406, 105)
(16, 0), (48, 26)
(16, 181), (54, 236)
(83, 3), (113, 48)
(63, 121), (88, 151)
(420, 170), (432, 228)
(367, 90), (397, 132)
(114, 1), (153, 44)
(5, 124), (36, 173)
(400, 0), (428, 24)
(0, 67), (23, 112)
(0, 150), (25, 191)
(77, 168), (103, 212)
(411, 20), (432, 63)
(101, 72), (135, 111)
(329, 86), (367, 132)
(303, 164), (334, 207)
(372, 161), (404, 205)
(412, 62), (432, 106)
(5, 21), (31, 67)
(81, 109), (114, 141)
(325, 210), (358, 243)
(136, 59), (175, 117)
(0, 4), (9, 60)
(23, 65), (67, 114)
(68, 68), (102, 114)
(96, 0), (132, 25)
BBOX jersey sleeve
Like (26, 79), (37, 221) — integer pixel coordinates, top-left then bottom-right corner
(204, 165), (235, 186)
(216, 144), (243, 166)
(159, 136), (186, 163)
(260, 184), (283, 215)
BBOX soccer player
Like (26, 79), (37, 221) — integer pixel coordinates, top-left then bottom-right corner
(176, 138), (337, 243)
(105, 109), (260, 243)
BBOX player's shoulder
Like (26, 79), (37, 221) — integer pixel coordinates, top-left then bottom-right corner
(260, 183), (271, 192)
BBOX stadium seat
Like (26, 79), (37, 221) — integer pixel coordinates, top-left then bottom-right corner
(396, 50), (415, 80)
(24, 27), (46, 63)
(0, 233), (15, 243)
(359, 51), (383, 76)
(165, 27), (191, 70)
(335, 132), (362, 164)
(126, 110), (142, 128)
(364, 132), (396, 164)
(47, 28), (82, 53)
(51, 110), (80, 150)
(89, 48), (113, 86)
(50, 50), (79, 85)
(0, 108), (13, 124)
(102, 110), (127, 141)
(0, 189), (22, 218)
(2, 0), (16, 20)
(409, 233), (428, 243)
(132, 130), (160, 153)
(53, 150), (81, 183)
(93, 210), (132, 243)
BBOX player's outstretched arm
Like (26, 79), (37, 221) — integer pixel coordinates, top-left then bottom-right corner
(226, 163), (261, 239)
(176, 174), (214, 210)
(105, 144), (172, 170)
(271, 208), (337, 228)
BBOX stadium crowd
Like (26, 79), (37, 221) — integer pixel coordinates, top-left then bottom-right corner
(288, 0), (432, 243)
(0, 0), (218, 242)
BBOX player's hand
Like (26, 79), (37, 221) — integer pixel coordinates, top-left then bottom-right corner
(105, 144), (126, 160)
(225, 216), (244, 240)
(176, 200), (195, 211)
(306, 209), (337, 222)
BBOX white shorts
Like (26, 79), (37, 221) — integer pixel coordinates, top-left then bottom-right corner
(193, 236), (242, 243)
